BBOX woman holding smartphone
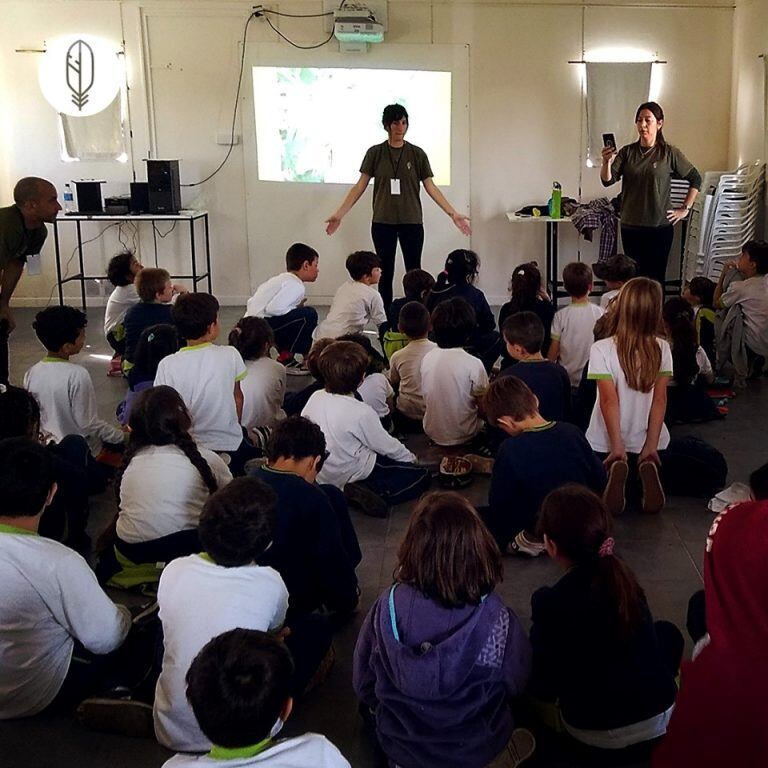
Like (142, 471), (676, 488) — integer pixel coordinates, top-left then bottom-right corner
(600, 102), (701, 287)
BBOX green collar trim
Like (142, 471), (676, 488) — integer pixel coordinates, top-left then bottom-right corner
(262, 465), (299, 477)
(42, 356), (68, 363)
(180, 342), (213, 352)
(570, 299), (592, 306)
(209, 738), (272, 761)
(524, 420), (556, 432)
(0, 522), (38, 536)
(198, 552), (215, 563)
(518, 357), (546, 363)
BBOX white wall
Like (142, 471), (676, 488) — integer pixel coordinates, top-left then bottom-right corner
(0, 0), (734, 307)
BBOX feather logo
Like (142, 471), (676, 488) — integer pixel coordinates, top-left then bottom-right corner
(66, 39), (95, 112)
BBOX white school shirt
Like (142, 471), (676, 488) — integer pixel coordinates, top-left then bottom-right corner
(24, 358), (124, 455)
(163, 734), (351, 768)
(420, 347), (488, 446)
(116, 445), (232, 544)
(301, 390), (415, 487)
(586, 336), (673, 454)
(721, 274), (768, 357)
(357, 372), (393, 418)
(0, 528), (130, 719)
(154, 555), (289, 752)
(600, 289), (619, 309)
(388, 338), (437, 420)
(245, 272), (306, 318)
(314, 281), (387, 340)
(240, 358), (287, 431)
(551, 301), (605, 387)
(155, 344), (247, 451)
(104, 283), (140, 335)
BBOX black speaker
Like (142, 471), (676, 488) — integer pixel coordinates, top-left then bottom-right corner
(74, 180), (105, 214)
(129, 182), (149, 214)
(146, 159), (181, 214)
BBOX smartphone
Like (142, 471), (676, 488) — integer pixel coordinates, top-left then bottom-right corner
(602, 132), (617, 150)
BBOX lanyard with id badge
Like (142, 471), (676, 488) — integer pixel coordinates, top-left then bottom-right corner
(388, 145), (405, 196)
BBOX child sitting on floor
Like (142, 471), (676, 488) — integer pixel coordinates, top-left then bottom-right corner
(245, 242), (319, 374)
(301, 341), (429, 519)
(164, 628), (350, 768)
(548, 262), (604, 388)
(531, 485), (683, 751)
(283, 337), (335, 417)
(338, 332), (393, 430)
(388, 301), (436, 433)
(500, 311), (572, 422)
(314, 251), (387, 340)
(25, 306), (124, 459)
(354, 491), (534, 768)
(154, 477), (333, 752)
(480, 376), (605, 557)
(683, 276), (716, 367)
(229, 316), (286, 433)
(104, 250), (142, 374)
(421, 297), (489, 447)
(592, 253), (636, 308)
(381, 268), (436, 360)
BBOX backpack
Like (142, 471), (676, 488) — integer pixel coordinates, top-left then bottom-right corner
(660, 436), (728, 497)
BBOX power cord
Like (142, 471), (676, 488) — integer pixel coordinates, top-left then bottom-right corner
(262, 14), (336, 49)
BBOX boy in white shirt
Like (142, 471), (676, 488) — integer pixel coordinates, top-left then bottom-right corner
(0, 439), (131, 719)
(302, 341), (430, 519)
(592, 253), (636, 309)
(163, 628), (349, 768)
(314, 251), (387, 340)
(421, 297), (489, 447)
(245, 243), (319, 374)
(154, 293), (258, 475)
(104, 250), (142, 374)
(24, 305), (125, 458)
(548, 262), (604, 387)
(154, 477), (332, 752)
(388, 301), (436, 432)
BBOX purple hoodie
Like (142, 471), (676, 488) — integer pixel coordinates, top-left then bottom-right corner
(353, 583), (531, 768)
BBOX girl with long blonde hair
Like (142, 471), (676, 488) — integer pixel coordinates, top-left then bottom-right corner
(585, 277), (672, 514)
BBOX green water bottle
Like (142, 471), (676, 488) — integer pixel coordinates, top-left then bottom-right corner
(549, 181), (562, 219)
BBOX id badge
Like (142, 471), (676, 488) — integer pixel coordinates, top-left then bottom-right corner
(26, 253), (42, 276)
(390, 179), (401, 195)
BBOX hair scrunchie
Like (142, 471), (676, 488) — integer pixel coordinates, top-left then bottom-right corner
(598, 537), (615, 557)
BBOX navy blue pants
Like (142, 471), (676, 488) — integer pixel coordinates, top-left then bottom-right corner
(360, 455), (431, 506)
(265, 306), (318, 356)
(371, 222), (424, 309)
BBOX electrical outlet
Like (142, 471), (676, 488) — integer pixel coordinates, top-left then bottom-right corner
(252, 4), (264, 17)
(216, 131), (241, 146)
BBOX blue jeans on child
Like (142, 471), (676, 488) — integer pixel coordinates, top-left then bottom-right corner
(360, 455), (431, 506)
(265, 306), (318, 356)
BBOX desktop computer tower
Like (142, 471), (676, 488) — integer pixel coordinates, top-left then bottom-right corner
(146, 159), (181, 214)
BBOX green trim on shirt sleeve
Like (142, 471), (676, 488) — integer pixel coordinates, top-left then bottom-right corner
(235, 371), (247, 382)
(550, 333), (561, 341)
(658, 371), (673, 377)
(587, 373), (613, 380)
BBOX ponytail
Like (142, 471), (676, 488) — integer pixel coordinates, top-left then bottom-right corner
(508, 262), (542, 313)
(663, 298), (698, 386)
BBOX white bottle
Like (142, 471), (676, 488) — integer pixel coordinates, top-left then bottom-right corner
(63, 183), (75, 214)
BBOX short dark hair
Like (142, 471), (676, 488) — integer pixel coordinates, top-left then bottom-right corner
(431, 297), (475, 348)
(397, 491), (502, 608)
(0, 386), (40, 440)
(198, 477), (277, 567)
(686, 276), (716, 306)
(33, 305), (87, 352)
(749, 461), (768, 501)
(482, 375), (538, 425)
(13, 177), (50, 207)
(285, 243), (318, 272)
(398, 301), (430, 338)
(382, 103), (408, 128)
(0, 438), (55, 517)
(346, 251), (380, 281)
(502, 311), (544, 354)
(402, 269), (435, 300)
(305, 337), (335, 381)
(186, 628), (294, 748)
(265, 416), (326, 464)
(742, 240), (768, 274)
(107, 251), (136, 287)
(592, 254), (636, 283)
(317, 341), (369, 394)
(135, 267), (170, 302)
(563, 262), (593, 297)
(228, 316), (273, 361)
(172, 293), (220, 339)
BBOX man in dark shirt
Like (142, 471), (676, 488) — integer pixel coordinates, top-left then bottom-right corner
(0, 178), (61, 382)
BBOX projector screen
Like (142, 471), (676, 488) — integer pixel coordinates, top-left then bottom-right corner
(252, 67), (452, 185)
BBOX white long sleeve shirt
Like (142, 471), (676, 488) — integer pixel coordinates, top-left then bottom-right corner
(24, 358), (124, 455)
(301, 390), (415, 487)
(245, 272), (306, 318)
(314, 281), (387, 340)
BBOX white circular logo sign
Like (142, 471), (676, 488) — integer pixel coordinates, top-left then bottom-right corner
(39, 34), (121, 117)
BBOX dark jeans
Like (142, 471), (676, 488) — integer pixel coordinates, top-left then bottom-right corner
(655, 619), (685, 677)
(392, 408), (424, 434)
(283, 613), (333, 696)
(320, 483), (363, 569)
(265, 306), (318, 356)
(469, 331), (503, 373)
(227, 431), (265, 477)
(621, 225), (675, 288)
(686, 589), (707, 644)
(0, 319), (9, 386)
(360, 455), (431, 506)
(371, 222), (424, 308)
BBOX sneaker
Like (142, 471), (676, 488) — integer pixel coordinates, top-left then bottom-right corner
(250, 426), (271, 453)
(507, 531), (545, 557)
(77, 695), (154, 737)
(463, 453), (494, 475)
(283, 358), (311, 376)
(639, 460), (665, 513)
(344, 481), (389, 518)
(494, 727), (536, 767)
(107, 356), (123, 377)
(603, 459), (629, 516)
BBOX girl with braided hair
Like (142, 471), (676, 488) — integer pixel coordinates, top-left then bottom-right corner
(110, 385), (232, 574)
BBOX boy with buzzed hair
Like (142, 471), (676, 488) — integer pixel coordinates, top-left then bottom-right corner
(314, 251), (387, 340)
(246, 242), (320, 373)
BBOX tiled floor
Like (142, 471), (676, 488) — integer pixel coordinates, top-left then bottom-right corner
(2, 305), (764, 768)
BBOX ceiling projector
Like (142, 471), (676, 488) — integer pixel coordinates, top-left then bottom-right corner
(333, 4), (384, 45)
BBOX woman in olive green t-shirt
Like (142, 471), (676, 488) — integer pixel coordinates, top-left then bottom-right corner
(600, 102), (701, 287)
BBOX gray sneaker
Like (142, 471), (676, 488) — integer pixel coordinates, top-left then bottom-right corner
(344, 481), (389, 518)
